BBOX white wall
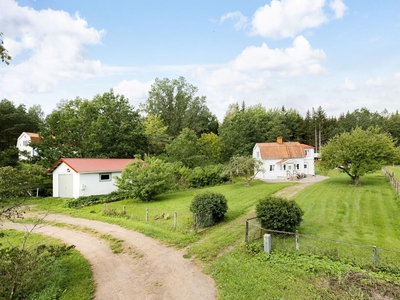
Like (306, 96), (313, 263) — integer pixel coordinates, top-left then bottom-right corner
(17, 133), (35, 160)
(52, 162), (78, 197)
(78, 172), (121, 198)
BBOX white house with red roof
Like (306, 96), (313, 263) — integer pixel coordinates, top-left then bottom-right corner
(253, 137), (315, 180)
(17, 132), (40, 160)
(47, 158), (137, 198)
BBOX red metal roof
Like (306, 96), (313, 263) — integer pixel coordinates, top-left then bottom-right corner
(47, 158), (137, 174)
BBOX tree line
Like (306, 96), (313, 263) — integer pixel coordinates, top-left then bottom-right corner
(1, 76), (400, 169)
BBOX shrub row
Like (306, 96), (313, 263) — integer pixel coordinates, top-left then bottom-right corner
(63, 191), (132, 208)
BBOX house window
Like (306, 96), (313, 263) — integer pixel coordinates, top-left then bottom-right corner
(296, 164), (300, 170)
(269, 165), (275, 171)
(304, 164), (308, 169)
(99, 173), (111, 182)
(23, 140), (28, 146)
(256, 151), (260, 158)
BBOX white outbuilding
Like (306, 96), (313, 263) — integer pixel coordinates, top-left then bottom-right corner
(46, 158), (137, 198)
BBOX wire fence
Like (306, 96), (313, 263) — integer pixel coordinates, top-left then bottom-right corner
(102, 204), (195, 233)
(245, 217), (400, 272)
(382, 168), (400, 195)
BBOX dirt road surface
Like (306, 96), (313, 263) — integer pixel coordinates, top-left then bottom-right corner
(2, 214), (216, 300)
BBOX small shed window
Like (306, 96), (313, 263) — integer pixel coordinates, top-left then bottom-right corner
(99, 173), (111, 182)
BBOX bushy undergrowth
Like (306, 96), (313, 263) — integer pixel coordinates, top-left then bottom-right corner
(190, 191), (228, 228)
(174, 164), (229, 189)
(0, 242), (75, 300)
(256, 195), (304, 232)
(63, 191), (132, 208)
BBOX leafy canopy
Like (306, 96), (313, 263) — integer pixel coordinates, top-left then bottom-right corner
(224, 155), (264, 186)
(320, 126), (398, 185)
(115, 156), (174, 201)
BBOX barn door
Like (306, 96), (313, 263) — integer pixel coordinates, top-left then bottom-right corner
(58, 174), (73, 198)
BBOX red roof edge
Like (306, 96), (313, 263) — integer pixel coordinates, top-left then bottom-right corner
(46, 158), (78, 175)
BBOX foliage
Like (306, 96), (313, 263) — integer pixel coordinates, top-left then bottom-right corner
(142, 76), (218, 137)
(186, 164), (229, 188)
(143, 114), (171, 155)
(115, 156), (175, 201)
(0, 241), (75, 300)
(256, 196), (304, 232)
(224, 155), (264, 186)
(0, 32), (11, 65)
(165, 128), (206, 168)
(190, 192), (228, 228)
(320, 126), (398, 184)
(0, 147), (19, 168)
(0, 164), (50, 200)
(63, 191), (132, 208)
(197, 132), (223, 163)
(34, 90), (147, 166)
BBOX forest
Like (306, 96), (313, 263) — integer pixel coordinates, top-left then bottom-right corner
(1, 76), (400, 171)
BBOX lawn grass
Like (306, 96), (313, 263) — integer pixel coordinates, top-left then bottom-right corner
(19, 171), (400, 299)
(384, 165), (400, 180)
(0, 229), (94, 300)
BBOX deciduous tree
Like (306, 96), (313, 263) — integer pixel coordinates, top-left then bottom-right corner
(142, 77), (218, 137)
(224, 155), (264, 186)
(320, 126), (398, 185)
(115, 156), (174, 201)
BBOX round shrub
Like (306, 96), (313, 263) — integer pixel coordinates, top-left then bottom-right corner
(190, 192), (228, 228)
(256, 196), (304, 232)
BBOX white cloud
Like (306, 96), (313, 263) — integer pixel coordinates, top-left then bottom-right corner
(113, 79), (154, 107)
(394, 73), (400, 81)
(340, 77), (357, 91)
(220, 12), (248, 30)
(232, 36), (326, 76)
(329, 0), (347, 19)
(366, 77), (385, 87)
(0, 0), (105, 94)
(250, 0), (347, 39)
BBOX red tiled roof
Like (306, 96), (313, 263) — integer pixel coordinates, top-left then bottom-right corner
(256, 142), (306, 159)
(47, 158), (137, 174)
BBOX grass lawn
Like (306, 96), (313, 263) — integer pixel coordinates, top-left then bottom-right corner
(17, 170), (400, 299)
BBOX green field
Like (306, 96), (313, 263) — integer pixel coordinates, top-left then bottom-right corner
(6, 169), (400, 299)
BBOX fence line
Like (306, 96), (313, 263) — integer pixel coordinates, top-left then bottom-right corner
(245, 217), (400, 271)
(382, 168), (400, 195)
(102, 204), (194, 233)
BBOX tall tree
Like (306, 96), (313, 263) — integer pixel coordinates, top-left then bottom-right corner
(320, 127), (398, 185)
(143, 114), (171, 155)
(165, 128), (205, 168)
(142, 77), (218, 137)
(35, 90), (147, 166)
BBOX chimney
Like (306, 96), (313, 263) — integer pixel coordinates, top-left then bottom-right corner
(277, 136), (283, 144)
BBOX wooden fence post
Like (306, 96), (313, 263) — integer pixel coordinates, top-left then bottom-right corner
(372, 246), (377, 270)
(146, 208), (149, 222)
(193, 213), (197, 232)
(295, 230), (299, 251)
(122, 205), (126, 214)
(174, 211), (177, 230)
(245, 219), (249, 242)
(104, 203), (107, 212)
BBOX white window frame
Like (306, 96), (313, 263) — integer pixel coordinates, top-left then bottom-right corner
(99, 173), (111, 182)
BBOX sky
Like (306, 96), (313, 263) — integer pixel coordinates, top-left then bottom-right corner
(1, 0), (400, 121)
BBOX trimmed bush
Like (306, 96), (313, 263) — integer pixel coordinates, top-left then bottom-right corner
(256, 196), (304, 232)
(190, 192), (228, 228)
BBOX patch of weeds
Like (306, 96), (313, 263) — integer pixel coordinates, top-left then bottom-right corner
(183, 253), (191, 259)
(99, 234), (124, 254)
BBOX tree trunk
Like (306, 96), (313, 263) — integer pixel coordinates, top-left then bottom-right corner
(352, 175), (359, 185)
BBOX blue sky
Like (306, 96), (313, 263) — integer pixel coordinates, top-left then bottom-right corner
(1, 0), (400, 121)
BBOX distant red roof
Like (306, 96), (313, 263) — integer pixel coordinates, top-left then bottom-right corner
(25, 132), (40, 143)
(47, 158), (137, 174)
(256, 142), (313, 160)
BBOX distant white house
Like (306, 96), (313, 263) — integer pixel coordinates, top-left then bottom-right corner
(253, 137), (315, 180)
(46, 158), (137, 198)
(16, 132), (40, 160)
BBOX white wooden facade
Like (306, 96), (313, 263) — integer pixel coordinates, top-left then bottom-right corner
(16, 132), (39, 160)
(253, 138), (315, 180)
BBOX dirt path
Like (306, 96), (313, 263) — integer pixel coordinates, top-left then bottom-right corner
(2, 214), (216, 300)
